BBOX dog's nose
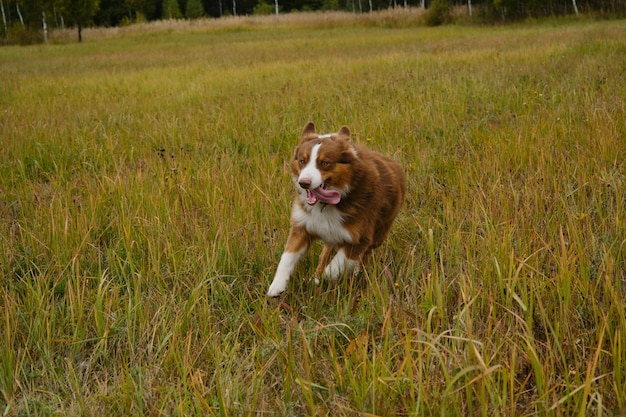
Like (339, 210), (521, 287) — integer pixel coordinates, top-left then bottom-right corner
(298, 177), (312, 189)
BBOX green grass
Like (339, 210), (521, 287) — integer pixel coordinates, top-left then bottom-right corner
(1, 12), (625, 416)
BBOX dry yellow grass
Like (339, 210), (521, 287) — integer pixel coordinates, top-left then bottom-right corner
(49, 8), (427, 42)
(2, 13), (625, 416)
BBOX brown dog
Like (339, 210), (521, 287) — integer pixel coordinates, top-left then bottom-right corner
(267, 122), (405, 297)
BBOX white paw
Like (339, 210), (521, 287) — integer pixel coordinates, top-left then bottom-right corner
(267, 281), (286, 297)
(267, 251), (303, 297)
(324, 260), (343, 281)
(323, 250), (359, 281)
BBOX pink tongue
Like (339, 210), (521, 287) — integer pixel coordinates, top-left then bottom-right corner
(306, 187), (341, 205)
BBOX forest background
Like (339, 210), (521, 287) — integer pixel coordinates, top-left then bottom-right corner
(1, 0), (625, 45)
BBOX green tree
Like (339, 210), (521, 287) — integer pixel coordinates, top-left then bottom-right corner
(423, 0), (450, 25)
(162, 0), (181, 18)
(185, 0), (203, 18)
(58, 0), (100, 41)
(252, 0), (273, 14)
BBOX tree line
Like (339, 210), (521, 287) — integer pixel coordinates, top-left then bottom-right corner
(1, 0), (624, 43)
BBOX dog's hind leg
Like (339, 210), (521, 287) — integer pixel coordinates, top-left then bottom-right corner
(357, 247), (373, 275)
(324, 248), (360, 282)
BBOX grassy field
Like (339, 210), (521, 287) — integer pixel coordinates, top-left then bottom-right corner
(1, 11), (625, 416)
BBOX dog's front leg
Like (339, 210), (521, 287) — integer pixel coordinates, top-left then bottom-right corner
(267, 226), (310, 297)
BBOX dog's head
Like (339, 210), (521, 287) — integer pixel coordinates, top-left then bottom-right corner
(291, 122), (358, 206)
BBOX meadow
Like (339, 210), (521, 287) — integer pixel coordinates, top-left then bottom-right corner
(1, 11), (625, 416)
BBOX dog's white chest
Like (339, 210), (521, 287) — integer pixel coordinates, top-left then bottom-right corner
(291, 203), (353, 246)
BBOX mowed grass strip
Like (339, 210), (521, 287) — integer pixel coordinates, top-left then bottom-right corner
(1, 15), (625, 416)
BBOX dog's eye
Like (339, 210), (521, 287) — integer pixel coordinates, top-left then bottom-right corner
(321, 160), (331, 168)
(299, 158), (306, 165)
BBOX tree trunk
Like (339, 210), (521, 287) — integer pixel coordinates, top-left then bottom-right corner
(1, 0), (7, 36)
(571, 0), (579, 14)
(16, 2), (24, 26)
(42, 11), (48, 42)
(78, 21), (82, 42)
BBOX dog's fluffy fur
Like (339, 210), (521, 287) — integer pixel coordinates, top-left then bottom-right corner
(267, 122), (406, 297)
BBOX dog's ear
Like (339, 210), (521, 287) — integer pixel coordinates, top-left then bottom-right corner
(336, 127), (358, 163)
(299, 122), (319, 144)
(301, 122), (317, 139)
(337, 126), (351, 138)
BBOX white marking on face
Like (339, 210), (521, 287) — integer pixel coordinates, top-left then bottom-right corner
(298, 143), (323, 189)
(324, 249), (359, 281)
(317, 133), (333, 139)
(291, 202), (353, 245)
